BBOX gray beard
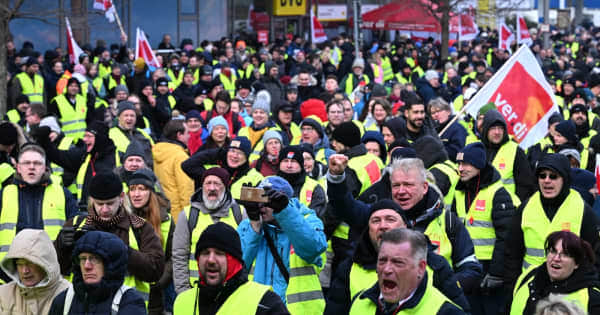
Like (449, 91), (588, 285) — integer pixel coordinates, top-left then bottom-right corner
(203, 190), (226, 210)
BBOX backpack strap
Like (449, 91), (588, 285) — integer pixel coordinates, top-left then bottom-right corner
(187, 206), (200, 240)
(444, 209), (455, 245)
(111, 284), (133, 315)
(63, 283), (75, 315)
(231, 203), (243, 225)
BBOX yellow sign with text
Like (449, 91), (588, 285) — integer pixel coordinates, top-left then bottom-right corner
(273, 0), (306, 16)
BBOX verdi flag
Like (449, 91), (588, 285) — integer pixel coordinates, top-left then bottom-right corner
(464, 45), (559, 149)
(93, 0), (116, 23)
(311, 6), (327, 44)
(65, 17), (84, 65)
(135, 28), (161, 70)
(499, 22), (515, 53)
(517, 15), (532, 46)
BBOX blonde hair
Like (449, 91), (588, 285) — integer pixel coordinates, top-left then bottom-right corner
(534, 295), (586, 315)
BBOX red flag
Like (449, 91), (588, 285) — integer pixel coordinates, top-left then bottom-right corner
(595, 155), (600, 194)
(311, 6), (327, 44)
(499, 23), (514, 53)
(517, 15), (532, 46)
(464, 45), (560, 149)
(65, 17), (84, 65)
(93, 0), (116, 23)
(135, 28), (160, 70)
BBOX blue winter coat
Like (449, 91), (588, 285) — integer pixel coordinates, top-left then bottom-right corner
(238, 198), (327, 302)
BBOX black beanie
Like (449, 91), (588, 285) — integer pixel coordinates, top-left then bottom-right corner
(279, 145), (304, 167)
(456, 142), (486, 169)
(554, 120), (578, 144)
(121, 142), (146, 164)
(369, 199), (412, 228)
(0, 122), (18, 146)
(89, 172), (123, 200)
(332, 121), (361, 148)
(195, 222), (243, 263)
(127, 168), (156, 191)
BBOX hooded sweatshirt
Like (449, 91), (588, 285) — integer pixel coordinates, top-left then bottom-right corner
(0, 229), (70, 315)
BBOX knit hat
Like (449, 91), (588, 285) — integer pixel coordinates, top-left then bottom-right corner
(117, 101), (136, 117)
(228, 136), (251, 157)
(352, 58), (365, 69)
(456, 142), (486, 169)
(89, 172), (123, 200)
(39, 116), (61, 135)
(559, 148), (581, 165)
(0, 123), (17, 146)
(207, 116), (229, 135)
(114, 84), (129, 95)
(121, 142), (146, 164)
(332, 121), (361, 148)
(300, 116), (324, 139)
(570, 104), (587, 115)
(25, 58), (38, 67)
(279, 145), (304, 167)
(263, 130), (282, 145)
(275, 101), (295, 113)
(86, 120), (108, 136)
(195, 222), (243, 263)
(156, 77), (169, 87)
(15, 95), (29, 105)
(425, 70), (439, 81)
(371, 84), (387, 97)
(548, 112), (562, 125)
(414, 136), (448, 169)
(554, 120), (578, 144)
(258, 176), (294, 198)
(478, 102), (497, 117)
(369, 199), (412, 228)
(252, 98), (270, 114)
(133, 58), (145, 70)
(201, 167), (231, 186)
(389, 147), (417, 161)
(300, 99), (327, 122)
(127, 168), (156, 190)
(298, 142), (315, 158)
(185, 110), (202, 121)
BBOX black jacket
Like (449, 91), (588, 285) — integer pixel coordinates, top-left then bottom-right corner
(328, 176), (483, 292)
(481, 109), (536, 201)
(452, 163), (516, 278)
(325, 228), (471, 314)
(181, 147), (252, 191)
(350, 272), (466, 315)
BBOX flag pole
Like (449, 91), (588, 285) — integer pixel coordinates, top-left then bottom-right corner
(111, 3), (126, 37)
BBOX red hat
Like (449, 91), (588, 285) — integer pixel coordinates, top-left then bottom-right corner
(300, 99), (327, 122)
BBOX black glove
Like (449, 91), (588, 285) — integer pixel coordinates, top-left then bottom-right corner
(590, 134), (600, 154)
(29, 126), (51, 147)
(480, 273), (504, 295)
(58, 227), (76, 249)
(265, 188), (289, 213)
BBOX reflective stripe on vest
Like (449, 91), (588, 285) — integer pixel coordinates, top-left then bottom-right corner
(423, 209), (453, 266)
(184, 206), (239, 286)
(55, 94), (87, 141)
(522, 190), (584, 270)
(219, 73), (237, 98)
(455, 179), (510, 260)
(299, 177), (320, 207)
(345, 74), (370, 96)
(492, 141), (518, 195)
(429, 161), (459, 209)
(285, 249), (325, 314)
(349, 272), (451, 315)
(0, 184), (65, 263)
(173, 280), (271, 314)
(16, 72), (44, 103)
(347, 154), (384, 195)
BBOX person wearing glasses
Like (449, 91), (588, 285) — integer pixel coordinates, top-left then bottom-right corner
(48, 231), (147, 314)
(509, 231), (600, 315)
(505, 153), (600, 292)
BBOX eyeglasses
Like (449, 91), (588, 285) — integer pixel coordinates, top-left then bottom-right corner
(537, 172), (559, 180)
(19, 160), (44, 167)
(77, 254), (102, 266)
(547, 248), (571, 260)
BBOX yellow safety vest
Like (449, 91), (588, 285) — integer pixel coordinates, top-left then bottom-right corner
(50, 136), (74, 179)
(347, 153), (384, 195)
(231, 169), (265, 201)
(314, 148), (328, 165)
(219, 73), (237, 98)
(167, 68), (184, 88)
(108, 127), (154, 158)
(6, 110), (21, 124)
(92, 77), (104, 94)
(173, 280), (271, 314)
(98, 63), (112, 79)
(237, 64), (255, 80)
(521, 189), (584, 270)
(380, 56), (394, 82)
(299, 177), (320, 207)
(580, 130), (597, 170)
(429, 161), (459, 209)
(272, 123), (301, 145)
(105, 75), (126, 92)
(510, 266), (596, 315)
(371, 64), (382, 82)
(395, 73), (411, 85)
(344, 74), (370, 96)
(237, 126), (268, 163)
(182, 206), (240, 286)
(15, 72), (44, 104)
(423, 210), (453, 266)
(54, 94), (88, 141)
(455, 179), (519, 260)
(349, 272), (453, 315)
(0, 164), (14, 185)
(492, 141), (518, 195)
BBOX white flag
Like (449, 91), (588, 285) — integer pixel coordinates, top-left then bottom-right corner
(93, 0), (116, 23)
(517, 15), (533, 46)
(311, 6), (327, 44)
(65, 17), (84, 65)
(135, 28), (161, 70)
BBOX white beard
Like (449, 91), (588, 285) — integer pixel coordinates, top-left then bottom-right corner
(203, 190), (226, 210)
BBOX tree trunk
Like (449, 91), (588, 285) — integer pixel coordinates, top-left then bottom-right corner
(440, 5), (450, 63)
(0, 10), (9, 117)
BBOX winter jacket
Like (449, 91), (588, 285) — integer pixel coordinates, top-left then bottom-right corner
(481, 109), (536, 201)
(436, 115), (467, 162)
(54, 208), (165, 285)
(325, 229), (470, 315)
(259, 64), (285, 107)
(109, 126), (154, 168)
(452, 163), (516, 280)
(141, 94), (171, 138)
(152, 139), (194, 222)
(508, 262), (600, 315)
(0, 229), (70, 315)
(48, 231), (147, 315)
(172, 189), (243, 294)
(415, 77), (442, 106)
(237, 198), (327, 302)
(252, 154), (279, 177)
(0, 172), (79, 236)
(328, 173), (482, 291)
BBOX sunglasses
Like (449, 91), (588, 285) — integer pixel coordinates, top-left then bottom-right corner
(537, 172), (559, 180)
